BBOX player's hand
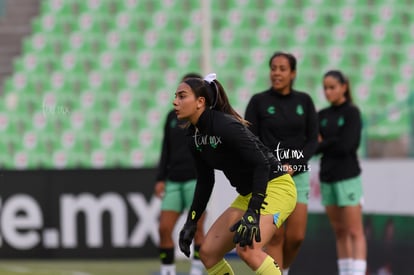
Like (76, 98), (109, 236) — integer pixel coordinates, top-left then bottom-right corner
(154, 181), (165, 198)
(179, 221), (197, 257)
(230, 208), (261, 247)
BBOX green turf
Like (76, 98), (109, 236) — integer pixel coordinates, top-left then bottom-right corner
(0, 259), (252, 275)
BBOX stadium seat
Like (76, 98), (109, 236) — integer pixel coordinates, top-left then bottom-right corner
(40, 0), (73, 15)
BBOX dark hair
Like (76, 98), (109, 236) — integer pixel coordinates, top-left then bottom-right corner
(183, 78), (249, 125)
(324, 70), (353, 103)
(181, 72), (202, 81)
(268, 51), (297, 71)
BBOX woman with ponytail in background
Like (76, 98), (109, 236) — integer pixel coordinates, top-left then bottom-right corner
(317, 70), (367, 275)
(175, 73), (297, 275)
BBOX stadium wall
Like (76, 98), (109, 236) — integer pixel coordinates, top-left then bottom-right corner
(0, 168), (160, 258)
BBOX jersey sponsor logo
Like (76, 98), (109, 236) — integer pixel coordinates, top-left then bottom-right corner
(338, 116), (345, 126)
(193, 131), (222, 151)
(296, 104), (304, 115)
(267, 106), (275, 114)
(274, 142), (305, 161)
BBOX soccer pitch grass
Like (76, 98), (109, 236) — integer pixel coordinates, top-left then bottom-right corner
(0, 258), (251, 275)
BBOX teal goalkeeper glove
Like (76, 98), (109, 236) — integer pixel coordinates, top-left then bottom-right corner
(230, 193), (266, 247)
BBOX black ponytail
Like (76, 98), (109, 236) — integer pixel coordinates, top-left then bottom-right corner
(184, 77), (249, 126)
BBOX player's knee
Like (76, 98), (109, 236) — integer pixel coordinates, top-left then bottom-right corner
(285, 226), (306, 243)
(348, 225), (365, 240)
(332, 224), (348, 239)
(199, 246), (223, 268)
(286, 233), (305, 249)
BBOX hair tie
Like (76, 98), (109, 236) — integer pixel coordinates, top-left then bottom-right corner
(204, 73), (216, 83)
(204, 73), (218, 109)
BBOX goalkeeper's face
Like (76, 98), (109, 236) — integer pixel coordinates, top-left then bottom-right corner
(173, 82), (205, 124)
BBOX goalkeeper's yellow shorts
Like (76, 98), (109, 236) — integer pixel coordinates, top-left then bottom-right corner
(230, 174), (297, 228)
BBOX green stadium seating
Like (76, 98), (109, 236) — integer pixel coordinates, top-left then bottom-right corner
(40, 0), (73, 15)
(77, 0), (112, 15)
(0, 0), (412, 168)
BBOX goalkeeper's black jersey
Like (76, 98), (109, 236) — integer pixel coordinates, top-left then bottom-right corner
(186, 109), (285, 221)
(245, 88), (318, 174)
(156, 110), (196, 182)
(316, 100), (362, 183)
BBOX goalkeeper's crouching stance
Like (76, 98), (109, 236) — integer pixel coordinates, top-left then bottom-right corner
(180, 175), (296, 275)
(173, 74), (297, 275)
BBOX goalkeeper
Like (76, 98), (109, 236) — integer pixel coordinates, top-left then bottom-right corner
(175, 73), (297, 275)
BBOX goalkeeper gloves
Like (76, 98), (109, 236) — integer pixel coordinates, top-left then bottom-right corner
(230, 193), (266, 247)
(179, 221), (197, 257)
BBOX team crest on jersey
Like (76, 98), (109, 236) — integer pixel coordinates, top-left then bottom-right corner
(320, 118), (328, 127)
(338, 116), (345, 126)
(296, 104), (304, 115)
(267, 106), (275, 114)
